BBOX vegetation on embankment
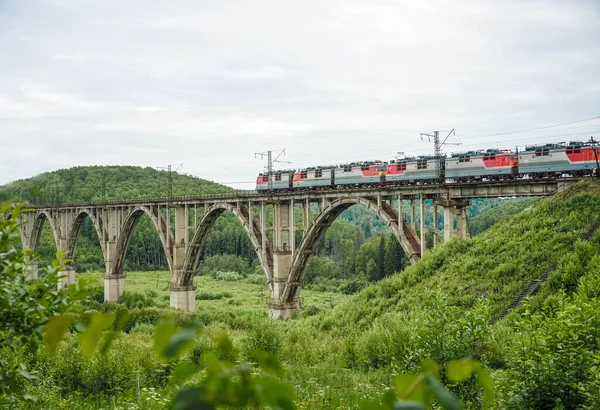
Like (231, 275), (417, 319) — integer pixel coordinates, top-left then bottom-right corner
(315, 179), (600, 332)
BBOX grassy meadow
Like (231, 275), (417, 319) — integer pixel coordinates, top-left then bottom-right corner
(85, 270), (350, 316)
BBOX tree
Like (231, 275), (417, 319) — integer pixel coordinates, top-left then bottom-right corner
(0, 203), (80, 401)
(384, 235), (405, 276)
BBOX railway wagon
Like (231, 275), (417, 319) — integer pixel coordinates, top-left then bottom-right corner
(385, 156), (439, 183)
(332, 162), (387, 186)
(518, 142), (600, 176)
(445, 149), (518, 181)
(292, 167), (334, 189)
(256, 170), (293, 190)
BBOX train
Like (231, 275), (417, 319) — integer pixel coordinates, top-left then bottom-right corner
(255, 141), (600, 191)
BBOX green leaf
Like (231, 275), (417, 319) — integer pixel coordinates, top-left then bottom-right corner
(426, 375), (462, 410)
(446, 359), (475, 383)
(18, 369), (33, 380)
(394, 401), (426, 410)
(78, 312), (115, 358)
(44, 315), (74, 353)
(154, 318), (177, 361)
(359, 399), (382, 410)
(213, 332), (237, 363)
(255, 350), (284, 376)
(474, 366), (495, 408)
(395, 374), (425, 402)
(172, 387), (213, 410)
(381, 390), (396, 409)
(170, 362), (201, 385)
(99, 312), (130, 355)
(421, 359), (440, 377)
(163, 321), (203, 360)
(253, 375), (296, 410)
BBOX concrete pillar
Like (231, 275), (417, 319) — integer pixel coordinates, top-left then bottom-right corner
(170, 285), (196, 311)
(104, 207), (119, 275)
(289, 199), (295, 256)
(58, 269), (76, 289)
(302, 199), (310, 234)
(169, 206), (194, 310)
(444, 205), (453, 241)
(269, 201), (300, 318)
(248, 201), (253, 229)
(25, 261), (38, 281)
(172, 206), (188, 274)
(260, 202), (266, 262)
(420, 196), (427, 256)
(104, 274), (125, 302)
(456, 207), (468, 239)
(410, 198), (416, 233)
(397, 196), (404, 233)
(432, 202), (438, 247)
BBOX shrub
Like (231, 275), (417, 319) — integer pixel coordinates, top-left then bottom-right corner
(196, 290), (233, 300)
(241, 319), (283, 362)
(214, 271), (244, 282)
(246, 274), (267, 285)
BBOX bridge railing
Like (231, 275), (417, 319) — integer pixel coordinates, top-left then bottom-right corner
(25, 177), (574, 209)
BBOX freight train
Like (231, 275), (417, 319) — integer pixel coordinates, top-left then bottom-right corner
(256, 141), (600, 191)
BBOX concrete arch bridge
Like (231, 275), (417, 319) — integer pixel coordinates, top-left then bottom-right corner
(17, 179), (568, 318)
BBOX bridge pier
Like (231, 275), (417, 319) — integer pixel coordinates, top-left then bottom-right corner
(170, 284), (196, 311)
(409, 198), (417, 234)
(432, 202), (439, 247)
(268, 201), (301, 318)
(104, 274), (125, 302)
(58, 268), (76, 288)
(440, 199), (470, 240)
(420, 195), (427, 255)
(25, 261), (38, 281)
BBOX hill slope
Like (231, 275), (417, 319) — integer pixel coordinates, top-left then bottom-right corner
(284, 179), (600, 408)
(315, 179), (600, 331)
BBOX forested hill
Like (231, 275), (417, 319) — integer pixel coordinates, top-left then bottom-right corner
(0, 166), (239, 272)
(0, 165), (233, 204)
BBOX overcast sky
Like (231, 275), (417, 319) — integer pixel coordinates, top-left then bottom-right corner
(1, 0), (599, 188)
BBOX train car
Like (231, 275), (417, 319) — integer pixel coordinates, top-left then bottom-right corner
(333, 162), (387, 186)
(292, 166), (334, 189)
(445, 149), (518, 181)
(518, 142), (600, 176)
(385, 156), (439, 183)
(255, 170), (294, 191)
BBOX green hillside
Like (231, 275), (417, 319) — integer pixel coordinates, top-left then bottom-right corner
(290, 178), (600, 408)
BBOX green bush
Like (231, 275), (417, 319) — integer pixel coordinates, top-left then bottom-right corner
(195, 290), (233, 300)
(241, 319), (283, 362)
(214, 271), (244, 282)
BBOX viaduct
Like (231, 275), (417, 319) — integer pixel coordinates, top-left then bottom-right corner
(17, 179), (571, 318)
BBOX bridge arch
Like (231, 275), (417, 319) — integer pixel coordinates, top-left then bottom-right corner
(28, 210), (59, 251)
(65, 209), (106, 265)
(113, 206), (174, 276)
(280, 196), (420, 303)
(179, 203), (273, 288)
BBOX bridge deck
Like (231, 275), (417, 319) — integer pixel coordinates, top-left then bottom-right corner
(28, 177), (576, 208)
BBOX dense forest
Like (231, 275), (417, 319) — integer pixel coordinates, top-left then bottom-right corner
(1, 166), (537, 291)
